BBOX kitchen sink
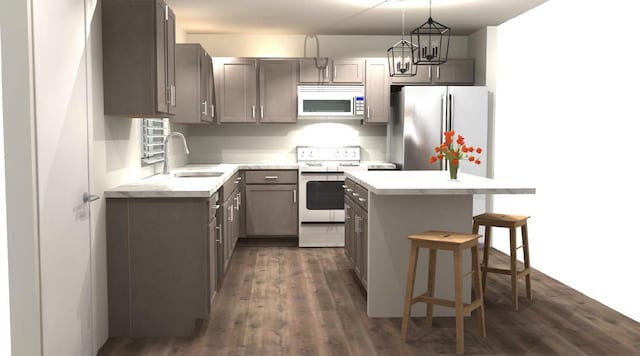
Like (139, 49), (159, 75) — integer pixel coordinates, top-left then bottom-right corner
(174, 171), (225, 178)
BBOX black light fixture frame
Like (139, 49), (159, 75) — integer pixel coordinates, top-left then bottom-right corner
(410, 1), (450, 66)
(387, 8), (417, 77)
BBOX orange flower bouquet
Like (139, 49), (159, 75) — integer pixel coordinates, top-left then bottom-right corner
(428, 130), (482, 180)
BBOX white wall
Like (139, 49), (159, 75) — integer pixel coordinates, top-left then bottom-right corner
(0, 0), (43, 354)
(187, 34), (469, 59)
(0, 26), (11, 356)
(495, 0), (640, 322)
(187, 122), (387, 163)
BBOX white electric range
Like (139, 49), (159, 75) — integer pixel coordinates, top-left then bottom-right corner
(297, 146), (367, 247)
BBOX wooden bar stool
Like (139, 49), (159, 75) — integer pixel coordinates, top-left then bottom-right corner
(401, 230), (486, 355)
(472, 213), (532, 311)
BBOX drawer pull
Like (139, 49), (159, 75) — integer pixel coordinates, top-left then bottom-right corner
(341, 185), (347, 188)
(352, 192), (359, 197)
(264, 176), (279, 180)
(358, 197), (367, 202)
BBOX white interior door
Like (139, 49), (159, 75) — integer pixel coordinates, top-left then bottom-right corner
(33, 0), (93, 354)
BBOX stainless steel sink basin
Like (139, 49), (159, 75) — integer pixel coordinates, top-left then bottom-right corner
(174, 171), (224, 178)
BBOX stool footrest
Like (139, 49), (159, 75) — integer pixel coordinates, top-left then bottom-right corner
(483, 266), (531, 278)
(412, 293), (483, 313)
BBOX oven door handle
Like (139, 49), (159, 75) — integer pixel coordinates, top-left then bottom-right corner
(300, 221), (345, 225)
(300, 171), (345, 175)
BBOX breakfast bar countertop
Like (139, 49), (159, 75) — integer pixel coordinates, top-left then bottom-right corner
(345, 170), (536, 195)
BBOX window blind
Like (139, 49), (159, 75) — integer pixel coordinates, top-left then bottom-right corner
(140, 118), (168, 165)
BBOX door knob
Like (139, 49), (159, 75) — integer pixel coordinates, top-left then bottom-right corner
(83, 192), (100, 203)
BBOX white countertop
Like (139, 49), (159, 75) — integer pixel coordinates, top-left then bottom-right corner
(345, 170), (536, 195)
(105, 162), (395, 198)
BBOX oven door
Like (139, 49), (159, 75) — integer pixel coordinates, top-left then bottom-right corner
(299, 172), (345, 223)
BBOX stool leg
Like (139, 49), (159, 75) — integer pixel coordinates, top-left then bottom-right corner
(522, 223), (532, 301)
(454, 249), (464, 355)
(471, 245), (486, 337)
(426, 248), (437, 328)
(401, 243), (419, 342)
(481, 226), (492, 295)
(509, 227), (519, 311)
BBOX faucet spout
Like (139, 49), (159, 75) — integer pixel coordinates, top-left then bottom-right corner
(163, 132), (190, 175)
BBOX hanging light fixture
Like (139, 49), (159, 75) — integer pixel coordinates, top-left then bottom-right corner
(387, 7), (417, 77)
(410, 0), (450, 65)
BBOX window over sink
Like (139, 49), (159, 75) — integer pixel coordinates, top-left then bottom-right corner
(139, 118), (168, 165)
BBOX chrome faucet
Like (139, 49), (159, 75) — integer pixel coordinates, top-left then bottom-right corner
(163, 132), (190, 175)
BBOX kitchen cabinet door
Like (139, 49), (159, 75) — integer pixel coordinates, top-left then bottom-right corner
(361, 209), (368, 290)
(245, 185), (298, 236)
(208, 216), (217, 308)
(173, 44), (213, 124)
(364, 59), (390, 124)
(102, 0), (176, 117)
(332, 59), (365, 83)
(259, 60), (298, 123)
(214, 58), (258, 123)
(432, 59), (475, 85)
(389, 63), (433, 84)
(299, 58), (331, 83)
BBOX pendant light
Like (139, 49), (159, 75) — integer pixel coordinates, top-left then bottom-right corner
(410, 0), (450, 65)
(387, 7), (417, 77)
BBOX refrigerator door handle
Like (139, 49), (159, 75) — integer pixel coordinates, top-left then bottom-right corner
(448, 93), (454, 132)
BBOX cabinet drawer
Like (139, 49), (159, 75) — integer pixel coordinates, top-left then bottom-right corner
(222, 172), (241, 201)
(344, 178), (356, 194)
(245, 170), (297, 184)
(355, 184), (368, 209)
(208, 193), (219, 221)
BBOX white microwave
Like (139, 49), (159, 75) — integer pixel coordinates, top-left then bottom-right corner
(297, 85), (365, 119)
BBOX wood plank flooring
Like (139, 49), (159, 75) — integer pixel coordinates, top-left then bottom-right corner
(98, 247), (640, 355)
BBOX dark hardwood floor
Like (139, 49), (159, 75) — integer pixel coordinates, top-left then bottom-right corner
(99, 247), (640, 355)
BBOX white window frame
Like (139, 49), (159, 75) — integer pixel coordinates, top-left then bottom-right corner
(140, 118), (168, 165)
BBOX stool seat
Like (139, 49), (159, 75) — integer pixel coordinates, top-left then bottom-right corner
(408, 231), (480, 250)
(473, 213), (532, 311)
(402, 230), (486, 355)
(473, 213), (529, 228)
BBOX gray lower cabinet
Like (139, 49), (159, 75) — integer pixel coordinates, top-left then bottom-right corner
(344, 178), (368, 290)
(106, 195), (217, 337)
(102, 0), (176, 117)
(258, 59), (298, 123)
(364, 59), (390, 124)
(214, 58), (258, 123)
(244, 170), (298, 237)
(172, 44), (214, 124)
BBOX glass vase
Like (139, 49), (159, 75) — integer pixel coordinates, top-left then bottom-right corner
(448, 161), (459, 180)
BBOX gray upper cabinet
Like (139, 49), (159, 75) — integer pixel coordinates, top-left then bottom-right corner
(102, 0), (176, 117)
(390, 59), (474, 86)
(258, 59), (298, 123)
(333, 59), (365, 83)
(364, 59), (390, 124)
(432, 59), (475, 85)
(172, 44), (214, 124)
(214, 58), (257, 123)
(299, 58), (364, 84)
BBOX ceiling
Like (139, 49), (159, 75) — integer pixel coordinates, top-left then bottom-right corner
(164, 0), (548, 36)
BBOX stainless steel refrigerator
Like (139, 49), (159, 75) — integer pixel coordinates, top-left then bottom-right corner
(387, 86), (489, 178)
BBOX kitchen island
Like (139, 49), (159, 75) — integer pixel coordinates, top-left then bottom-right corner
(344, 170), (535, 318)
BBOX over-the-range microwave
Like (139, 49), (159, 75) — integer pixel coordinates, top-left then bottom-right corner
(297, 85), (365, 119)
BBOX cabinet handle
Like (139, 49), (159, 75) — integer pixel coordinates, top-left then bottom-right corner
(367, 106), (370, 119)
(202, 101), (207, 115)
(171, 85), (176, 106)
(238, 192), (242, 207)
(352, 192), (359, 197)
(358, 197), (367, 203)
(346, 188), (353, 192)
(228, 205), (233, 222)
(215, 225), (222, 243)
(334, 65), (337, 80)
(428, 66), (432, 79)
(437, 66), (440, 79)
(293, 189), (297, 204)
(260, 105), (264, 119)
(251, 105), (255, 119)
(341, 185), (347, 189)
(211, 104), (215, 119)
(264, 176), (278, 180)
